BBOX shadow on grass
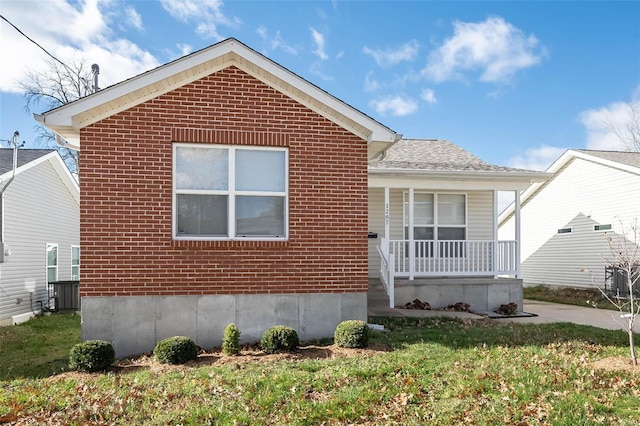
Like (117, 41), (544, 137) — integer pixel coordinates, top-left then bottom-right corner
(368, 315), (635, 351)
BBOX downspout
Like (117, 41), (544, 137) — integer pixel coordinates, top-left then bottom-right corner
(0, 131), (21, 262)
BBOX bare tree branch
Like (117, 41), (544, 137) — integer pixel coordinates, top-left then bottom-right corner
(19, 58), (93, 173)
(605, 101), (640, 152)
(588, 219), (640, 365)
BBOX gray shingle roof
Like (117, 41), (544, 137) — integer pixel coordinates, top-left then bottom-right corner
(368, 139), (534, 173)
(0, 149), (54, 175)
(575, 149), (640, 169)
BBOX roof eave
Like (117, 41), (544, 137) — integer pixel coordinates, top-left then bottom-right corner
(36, 38), (399, 154)
(368, 167), (553, 182)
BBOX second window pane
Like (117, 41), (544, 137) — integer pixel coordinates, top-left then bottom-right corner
(236, 196), (285, 236)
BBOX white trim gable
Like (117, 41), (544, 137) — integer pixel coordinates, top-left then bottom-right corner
(36, 39), (399, 158)
(0, 152), (79, 205)
(498, 149), (640, 225)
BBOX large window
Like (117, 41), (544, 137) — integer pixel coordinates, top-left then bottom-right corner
(403, 193), (466, 257)
(174, 144), (288, 240)
(46, 244), (58, 283)
(403, 192), (466, 240)
(71, 246), (80, 280)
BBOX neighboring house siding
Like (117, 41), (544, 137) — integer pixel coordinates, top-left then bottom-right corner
(500, 157), (640, 288)
(367, 189), (494, 277)
(0, 159), (79, 323)
(80, 66), (368, 298)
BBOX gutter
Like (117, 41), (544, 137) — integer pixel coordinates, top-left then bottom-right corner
(368, 167), (553, 182)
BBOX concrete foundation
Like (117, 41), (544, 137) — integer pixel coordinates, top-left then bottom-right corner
(394, 277), (523, 313)
(81, 292), (367, 358)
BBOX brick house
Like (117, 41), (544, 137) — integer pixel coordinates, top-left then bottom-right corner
(37, 38), (548, 356)
(37, 38), (399, 356)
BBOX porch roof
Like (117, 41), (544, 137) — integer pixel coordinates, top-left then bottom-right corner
(368, 139), (551, 190)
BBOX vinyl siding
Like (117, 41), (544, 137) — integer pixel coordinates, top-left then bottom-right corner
(0, 159), (79, 322)
(499, 157), (640, 288)
(368, 188), (495, 277)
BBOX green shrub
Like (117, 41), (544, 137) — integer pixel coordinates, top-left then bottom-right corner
(154, 336), (198, 364)
(334, 320), (370, 348)
(69, 340), (115, 372)
(222, 323), (241, 355)
(261, 326), (299, 354)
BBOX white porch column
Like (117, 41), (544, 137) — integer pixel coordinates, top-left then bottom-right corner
(493, 190), (498, 278)
(408, 188), (415, 280)
(384, 187), (390, 255)
(515, 190), (522, 278)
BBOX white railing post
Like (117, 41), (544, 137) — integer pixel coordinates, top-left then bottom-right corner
(515, 190), (521, 278)
(388, 253), (395, 308)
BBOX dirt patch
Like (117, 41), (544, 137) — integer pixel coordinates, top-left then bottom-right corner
(592, 356), (640, 372)
(47, 342), (392, 380)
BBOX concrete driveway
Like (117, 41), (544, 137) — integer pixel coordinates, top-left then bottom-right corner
(504, 299), (640, 333)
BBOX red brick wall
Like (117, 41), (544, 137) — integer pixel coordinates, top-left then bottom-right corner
(80, 66), (369, 297)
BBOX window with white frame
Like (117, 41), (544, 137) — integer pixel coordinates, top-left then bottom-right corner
(557, 227), (573, 235)
(173, 144), (288, 239)
(403, 192), (466, 240)
(594, 224), (612, 232)
(46, 244), (58, 283)
(71, 246), (80, 280)
(403, 192), (466, 257)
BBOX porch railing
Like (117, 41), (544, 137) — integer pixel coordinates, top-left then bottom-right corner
(377, 238), (395, 308)
(386, 239), (518, 277)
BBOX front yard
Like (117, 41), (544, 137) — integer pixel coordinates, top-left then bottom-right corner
(1, 314), (640, 424)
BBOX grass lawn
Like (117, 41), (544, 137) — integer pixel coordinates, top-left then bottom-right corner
(523, 285), (621, 310)
(0, 313), (80, 380)
(2, 314), (640, 424)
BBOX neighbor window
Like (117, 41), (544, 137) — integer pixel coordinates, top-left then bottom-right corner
(71, 246), (80, 280)
(557, 227), (573, 235)
(46, 244), (58, 283)
(173, 144), (288, 239)
(594, 224), (612, 232)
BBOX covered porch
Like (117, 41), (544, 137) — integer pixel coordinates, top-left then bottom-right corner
(369, 139), (551, 310)
(367, 139), (551, 310)
(371, 186), (524, 309)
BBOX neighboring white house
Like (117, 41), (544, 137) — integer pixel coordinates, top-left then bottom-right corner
(498, 149), (640, 290)
(0, 149), (79, 325)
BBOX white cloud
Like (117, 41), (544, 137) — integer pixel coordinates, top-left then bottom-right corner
(420, 88), (437, 104)
(369, 95), (418, 117)
(256, 26), (298, 55)
(507, 145), (567, 171)
(176, 43), (193, 57)
(364, 72), (380, 92)
(309, 62), (333, 81)
(310, 27), (328, 60)
(0, 0), (160, 94)
(578, 100), (640, 150)
(125, 7), (143, 31)
(363, 40), (419, 68)
(424, 16), (544, 83)
(159, 0), (240, 40)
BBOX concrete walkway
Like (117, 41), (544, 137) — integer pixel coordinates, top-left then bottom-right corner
(368, 279), (637, 332)
(505, 299), (639, 332)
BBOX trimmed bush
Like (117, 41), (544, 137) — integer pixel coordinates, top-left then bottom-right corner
(334, 320), (370, 349)
(222, 323), (241, 355)
(154, 336), (198, 365)
(69, 340), (115, 372)
(261, 326), (299, 354)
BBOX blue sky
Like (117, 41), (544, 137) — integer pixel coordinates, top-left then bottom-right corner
(0, 0), (638, 171)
